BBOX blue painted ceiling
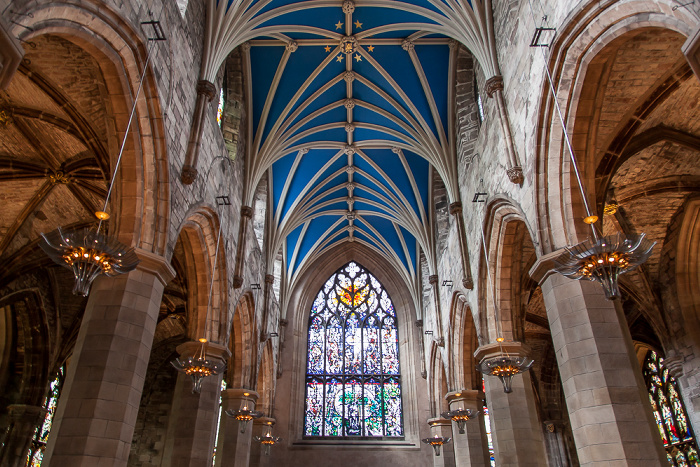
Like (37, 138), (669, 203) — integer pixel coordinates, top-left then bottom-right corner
(241, 0), (455, 280)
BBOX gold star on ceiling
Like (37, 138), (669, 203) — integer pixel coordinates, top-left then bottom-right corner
(325, 45), (331, 53)
(367, 45), (374, 52)
(337, 54), (344, 62)
(354, 20), (363, 29)
(354, 54), (362, 62)
(335, 21), (343, 30)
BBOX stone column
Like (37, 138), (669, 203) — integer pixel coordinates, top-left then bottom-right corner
(428, 417), (456, 467)
(161, 341), (230, 467)
(43, 250), (175, 467)
(0, 404), (46, 467)
(214, 389), (259, 467)
(449, 202), (474, 289)
(416, 319), (427, 379)
(181, 79), (218, 184)
(429, 275), (445, 347)
(445, 391), (490, 467)
(484, 75), (523, 185)
(249, 417), (276, 467)
(532, 260), (667, 466)
(542, 420), (574, 467)
(260, 274), (275, 341)
(475, 342), (547, 467)
(232, 206), (253, 288)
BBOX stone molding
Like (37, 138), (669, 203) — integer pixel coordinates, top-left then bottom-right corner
(428, 274), (439, 285)
(135, 248), (177, 286)
(528, 248), (565, 285)
(221, 388), (259, 403)
(682, 23), (700, 80)
(0, 17), (24, 90)
(449, 201), (463, 215)
(507, 166), (524, 185)
(444, 389), (484, 406)
(176, 340), (231, 364)
(427, 417), (452, 427)
(474, 341), (529, 363)
(241, 205), (254, 218)
(196, 79), (218, 101)
(484, 75), (504, 98)
(254, 416), (276, 427)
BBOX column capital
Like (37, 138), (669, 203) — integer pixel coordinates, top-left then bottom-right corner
(222, 388), (259, 403)
(241, 205), (254, 218)
(484, 75), (504, 98)
(135, 248), (177, 286)
(176, 340), (231, 365)
(444, 389), (484, 406)
(254, 416), (276, 427)
(474, 341), (530, 363)
(528, 248), (564, 284)
(449, 201), (463, 215)
(265, 274), (275, 284)
(196, 79), (218, 101)
(427, 417), (453, 428)
(428, 274), (439, 285)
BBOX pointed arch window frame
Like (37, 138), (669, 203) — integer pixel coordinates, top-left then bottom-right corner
(303, 261), (405, 440)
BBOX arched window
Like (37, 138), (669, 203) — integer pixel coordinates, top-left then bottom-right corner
(27, 365), (64, 466)
(643, 350), (699, 466)
(216, 87), (225, 128)
(304, 261), (404, 438)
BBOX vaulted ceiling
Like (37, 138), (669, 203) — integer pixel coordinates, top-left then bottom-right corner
(215, 0), (488, 299)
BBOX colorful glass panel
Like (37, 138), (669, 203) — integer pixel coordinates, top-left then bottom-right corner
(303, 262), (404, 438)
(26, 366), (64, 467)
(216, 88), (225, 127)
(643, 350), (699, 466)
(483, 377), (496, 467)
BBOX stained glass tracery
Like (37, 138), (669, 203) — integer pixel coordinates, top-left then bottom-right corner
(26, 366), (64, 467)
(304, 262), (404, 438)
(643, 350), (699, 466)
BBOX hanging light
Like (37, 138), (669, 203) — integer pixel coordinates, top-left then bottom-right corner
(440, 407), (478, 434)
(39, 226), (139, 296)
(39, 23), (166, 295)
(523, 6), (654, 300)
(254, 424), (281, 455)
(553, 231), (655, 300)
(422, 434), (451, 456)
(476, 339), (534, 394)
(226, 400), (263, 433)
(170, 338), (226, 394)
(172, 196), (230, 393)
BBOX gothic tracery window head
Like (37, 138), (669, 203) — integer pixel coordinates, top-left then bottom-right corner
(643, 350), (699, 466)
(304, 261), (404, 438)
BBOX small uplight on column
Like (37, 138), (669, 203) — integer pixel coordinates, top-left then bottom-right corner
(422, 434), (452, 456)
(441, 401), (479, 435)
(225, 395), (263, 433)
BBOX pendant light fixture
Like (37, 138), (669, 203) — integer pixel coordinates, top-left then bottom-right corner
(440, 407), (479, 434)
(422, 434), (452, 456)
(171, 195), (230, 393)
(39, 21), (166, 296)
(524, 3), (655, 299)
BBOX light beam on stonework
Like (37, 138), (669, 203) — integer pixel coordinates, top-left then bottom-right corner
(39, 21), (166, 295)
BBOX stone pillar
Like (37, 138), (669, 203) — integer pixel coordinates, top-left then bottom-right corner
(161, 341), (230, 467)
(260, 274), (275, 341)
(43, 250), (175, 467)
(181, 79), (218, 184)
(214, 389), (259, 467)
(683, 23), (700, 81)
(0, 404), (46, 467)
(484, 75), (523, 185)
(533, 264), (667, 466)
(429, 275), (445, 347)
(249, 417), (275, 467)
(428, 417), (456, 467)
(542, 420), (574, 467)
(445, 391), (490, 467)
(232, 206), (253, 288)
(416, 319), (428, 379)
(475, 342), (547, 467)
(449, 202), (474, 289)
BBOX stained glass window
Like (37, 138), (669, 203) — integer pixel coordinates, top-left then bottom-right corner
(216, 88), (225, 127)
(482, 377), (496, 466)
(304, 262), (404, 438)
(26, 366), (64, 467)
(643, 350), (699, 466)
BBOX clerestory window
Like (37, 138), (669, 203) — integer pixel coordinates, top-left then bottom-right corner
(303, 261), (404, 438)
